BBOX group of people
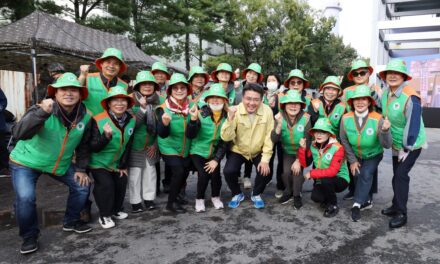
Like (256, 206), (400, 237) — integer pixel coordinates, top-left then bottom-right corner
(9, 47), (427, 255)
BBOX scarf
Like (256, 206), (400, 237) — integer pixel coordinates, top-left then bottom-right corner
(108, 110), (128, 129)
(165, 96), (190, 116)
(134, 91), (159, 134)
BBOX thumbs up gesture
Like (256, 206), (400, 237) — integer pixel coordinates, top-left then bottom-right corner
(38, 98), (54, 113)
(382, 116), (391, 132)
(162, 112), (172, 126)
(189, 104), (199, 121)
(274, 112), (283, 125)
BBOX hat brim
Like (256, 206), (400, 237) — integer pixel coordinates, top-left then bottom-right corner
(347, 66), (374, 81)
(151, 69), (171, 80)
(166, 82), (192, 96)
(47, 85), (89, 100)
(280, 101), (306, 110)
(95, 56), (127, 74)
(309, 128), (336, 137)
(242, 69), (264, 83)
(283, 77), (310, 89)
(378, 70), (412, 81)
(100, 94), (135, 111)
(347, 96), (376, 109)
(133, 81), (160, 92)
(204, 94), (228, 103)
(210, 70), (237, 82)
(189, 73), (210, 86)
(319, 83), (343, 96)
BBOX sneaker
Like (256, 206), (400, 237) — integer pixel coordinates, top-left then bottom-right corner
(278, 194), (293, 204)
(351, 206), (361, 222)
(20, 236), (38, 254)
(165, 202), (186, 214)
(293, 196), (303, 210)
(113, 211), (128, 220)
(360, 200), (373, 211)
(195, 199), (206, 213)
(274, 190), (284, 199)
(63, 220), (92, 233)
(243, 178), (252, 189)
(211, 197), (224, 209)
(343, 191), (354, 200)
(324, 205), (339, 218)
(228, 193), (245, 209)
(131, 203), (144, 213)
(99, 216), (115, 229)
(144, 200), (156, 210)
(176, 194), (189, 205)
(251, 195), (265, 209)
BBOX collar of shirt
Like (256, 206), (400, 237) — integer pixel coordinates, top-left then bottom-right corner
(100, 72), (118, 88)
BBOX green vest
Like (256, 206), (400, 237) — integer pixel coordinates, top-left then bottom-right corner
(310, 143), (349, 183)
(280, 113), (310, 155)
(83, 73), (128, 115)
(382, 86), (426, 150)
(88, 112), (135, 171)
(314, 99), (346, 135)
(189, 112), (226, 159)
(344, 86), (356, 112)
(342, 112), (384, 159)
(10, 112), (91, 176)
(157, 104), (192, 157)
(227, 88), (236, 105)
(131, 105), (156, 151)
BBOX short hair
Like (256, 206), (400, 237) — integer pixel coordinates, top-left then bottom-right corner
(243, 83), (264, 98)
(264, 73), (282, 88)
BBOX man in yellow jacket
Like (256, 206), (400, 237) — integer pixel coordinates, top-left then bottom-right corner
(221, 83), (274, 209)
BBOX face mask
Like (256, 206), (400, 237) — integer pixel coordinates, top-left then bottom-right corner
(209, 103), (224, 111)
(266, 81), (278, 91)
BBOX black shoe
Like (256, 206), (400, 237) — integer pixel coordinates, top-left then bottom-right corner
(351, 206), (361, 222)
(360, 200), (373, 211)
(343, 191), (354, 200)
(20, 236), (38, 254)
(324, 205), (339, 218)
(381, 206), (399, 217)
(144, 200), (156, 211)
(163, 184), (170, 194)
(63, 220), (92, 233)
(389, 213), (407, 228)
(293, 196), (303, 210)
(176, 194), (188, 205)
(131, 203), (144, 213)
(278, 194), (293, 204)
(165, 202), (186, 214)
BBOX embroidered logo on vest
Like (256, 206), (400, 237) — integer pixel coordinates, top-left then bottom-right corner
(128, 128), (134, 135)
(297, 125), (304, 132)
(366, 128), (374, 136)
(393, 102), (400, 110)
(76, 122), (85, 131)
(325, 153), (333, 160)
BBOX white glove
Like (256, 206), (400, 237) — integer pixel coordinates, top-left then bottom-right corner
(398, 149), (409, 163)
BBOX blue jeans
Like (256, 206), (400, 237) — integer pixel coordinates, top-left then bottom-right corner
(353, 154), (383, 205)
(10, 162), (89, 239)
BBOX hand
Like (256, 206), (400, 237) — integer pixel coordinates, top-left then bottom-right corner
(80, 64), (90, 75)
(382, 117), (391, 131)
(119, 169), (128, 177)
(269, 96), (276, 108)
(227, 105), (237, 121)
(38, 98), (54, 113)
(350, 162), (361, 175)
(257, 161), (270, 176)
(291, 159), (302, 176)
(189, 104), (199, 121)
(146, 145), (157, 159)
(138, 96), (147, 109)
(204, 160), (219, 174)
(274, 112), (283, 125)
(398, 149), (409, 163)
(103, 122), (113, 139)
(304, 171), (311, 180)
(299, 137), (306, 149)
(162, 113), (171, 126)
(74, 172), (91, 187)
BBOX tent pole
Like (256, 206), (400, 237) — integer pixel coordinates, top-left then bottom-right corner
(31, 37), (38, 103)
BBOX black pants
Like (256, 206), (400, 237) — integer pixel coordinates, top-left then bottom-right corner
(191, 155), (222, 199)
(224, 152), (272, 196)
(155, 162), (161, 192)
(91, 169), (127, 217)
(163, 164), (172, 186)
(243, 160), (252, 178)
(311, 177), (348, 206)
(165, 158), (190, 205)
(270, 142), (284, 190)
(0, 131), (9, 169)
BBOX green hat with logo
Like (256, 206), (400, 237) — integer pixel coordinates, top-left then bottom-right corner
(242, 63), (264, 83)
(188, 66), (210, 85)
(283, 69), (310, 88)
(210, 63), (237, 82)
(133, 71), (159, 92)
(203, 83), (228, 102)
(309, 117), (335, 137)
(279, 90), (306, 110)
(378, 58), (412, 81)
(95, 48), (127, 74)
(151, 61), (171, 80)
(319, 76), (342, 95)
(101, 85), (135, 111)
(347, 84), (376, 108)
(348, 59), (374, 81)
(167, 73), (192, 96)
(47, 72), (88, 100)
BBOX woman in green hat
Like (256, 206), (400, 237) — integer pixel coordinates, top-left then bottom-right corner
(127, 71), (161, 213)
(276, 69), (312, 111)
(340, 84), (392, 222)
(210, 63), (237, 105)
(187, 83), (229, 212)
(88, 85), (136, 229)
(156, 73), (193, 214)
(298, 118), (350, 218)
(377, 59), (427, 228)
(151, 61), (171, 98)
(188, 66), (210, 105)
(271, 90), (311, 209)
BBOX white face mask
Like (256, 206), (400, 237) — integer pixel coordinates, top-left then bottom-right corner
(266, 81), (278, 91)
(209, 103), (224, 111)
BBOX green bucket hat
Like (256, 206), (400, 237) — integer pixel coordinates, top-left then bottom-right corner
(204, 83), (228, 102)
(283, 69), (310, 88)
(347, 84), (376, 108)
(100, 85), (135, 111)
(378, 58), (412, 81)
(133, 71), (159, 92)
(279, 90), (306, 109)
(167, 73), (192, 96)
(210, 63), (237, 82)
(347, 59), (374, 81)
(188, 66), (210, 85)
(309, 118), (335, 137)
(47, 72), (88, 100)
(95, 48), (127, 74)
(319, 76), (342, 95)
(242, 63), (264, 83)
(151, 62), (171, 80)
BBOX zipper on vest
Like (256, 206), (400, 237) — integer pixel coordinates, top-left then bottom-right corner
(52, 130), (69, 175)
(207, 123), (220, 158)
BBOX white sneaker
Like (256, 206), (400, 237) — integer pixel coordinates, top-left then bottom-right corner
(195, 199), (205, 212)
(113, 211), (128, 220)
(211, 197), (224, 209)
(99, 216), (115, 229)
(274, 190), (283, 199)
(243, 178), (252, 189)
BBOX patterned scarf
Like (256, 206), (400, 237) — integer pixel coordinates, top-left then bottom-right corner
(165, 96), (190, 116)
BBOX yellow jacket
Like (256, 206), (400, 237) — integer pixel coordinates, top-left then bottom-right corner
(221, 102), (274, 163)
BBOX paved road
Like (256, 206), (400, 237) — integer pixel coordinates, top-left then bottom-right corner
(1, 128), (439, 264)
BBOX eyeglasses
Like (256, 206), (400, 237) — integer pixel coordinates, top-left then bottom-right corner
(289, 80), (303, 85)
(352, 70), (368, 77)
